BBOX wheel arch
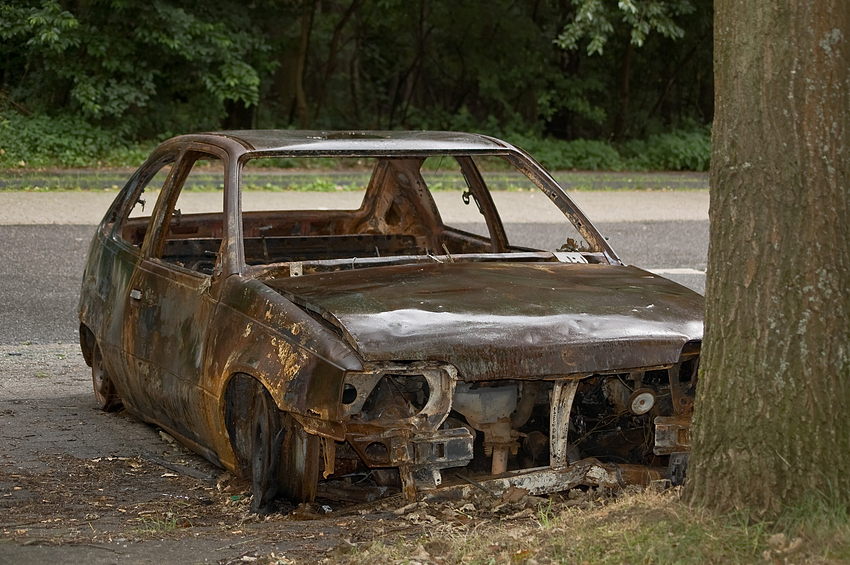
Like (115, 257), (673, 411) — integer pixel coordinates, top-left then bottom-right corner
(213, 343), (350, 458)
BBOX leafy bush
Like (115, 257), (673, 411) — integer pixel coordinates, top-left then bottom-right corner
(509, 135), (625, 171)
(0, 112), (139, 168)
(623, 126), (712, 171)
(0, 110), (712, 172)
(508, 128), (711, 173)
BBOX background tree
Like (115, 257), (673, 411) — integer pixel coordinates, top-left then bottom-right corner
(0, 0), (712, 138)
(687, 1), (850, 514)
(555, 0), (706, 140)
(1, 0), (715, 170)
(0, 0), (273, 136)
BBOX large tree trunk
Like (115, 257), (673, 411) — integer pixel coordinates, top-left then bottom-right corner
(687, 1), (850, 515)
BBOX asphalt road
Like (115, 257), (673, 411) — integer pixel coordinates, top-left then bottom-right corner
(0, 191), (708, 345)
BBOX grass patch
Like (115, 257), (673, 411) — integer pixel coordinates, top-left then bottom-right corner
(240, 177), (368, 192)
(133, 505), (191, 534)
(334, 488), (850, 565)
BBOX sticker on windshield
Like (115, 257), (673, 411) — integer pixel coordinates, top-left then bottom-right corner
(553, 252), (588, 264)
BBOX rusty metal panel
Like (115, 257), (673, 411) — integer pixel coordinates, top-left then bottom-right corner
(654, 415), (693, 455)
(267, 262), (703, 379)
(425, 459), (664, 501)
(550, 380), (579, 467)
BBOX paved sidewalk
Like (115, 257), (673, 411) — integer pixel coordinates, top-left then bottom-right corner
(0, 189), (709, 225)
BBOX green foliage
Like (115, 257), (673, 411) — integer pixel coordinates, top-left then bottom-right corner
(556, 0), (696, 55)
(0, 111), (140, 168)
(0, 0), (713, 164)
(0, 0), (270, 136)
(537, 75), (608, 126)
(623, 125), (711, 171)
(0, 110), (711, 172)
(510, 135), (625, 171)
(0, 1), (79, 51)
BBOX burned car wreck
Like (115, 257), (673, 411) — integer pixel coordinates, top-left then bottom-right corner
(78, 130), (702, 511)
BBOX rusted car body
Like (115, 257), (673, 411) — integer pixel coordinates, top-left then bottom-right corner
(78, 130), (702, 511)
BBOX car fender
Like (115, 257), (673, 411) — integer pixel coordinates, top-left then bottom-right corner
(205, 276), (361, 469)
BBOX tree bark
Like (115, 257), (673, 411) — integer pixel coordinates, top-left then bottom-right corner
(687, 1), (850, 515)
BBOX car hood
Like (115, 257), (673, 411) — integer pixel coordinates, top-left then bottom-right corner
(266, 262), (703, 380)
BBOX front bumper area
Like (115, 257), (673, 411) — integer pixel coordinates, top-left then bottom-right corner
(336, 360), (695, 502)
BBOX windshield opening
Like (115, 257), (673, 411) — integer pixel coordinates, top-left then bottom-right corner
(241, 153), (602, 275)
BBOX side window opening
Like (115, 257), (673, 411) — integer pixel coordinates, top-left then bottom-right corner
(128, 167), (170, 219)
(118, 161), (173, 247)
(471, 155), (594, 254)
(156, 153), (225, 275)
(421, 156), (489, 240)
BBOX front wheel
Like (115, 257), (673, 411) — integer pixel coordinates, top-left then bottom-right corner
(248, 386), (282, 513)
(230, 377), (322, 513)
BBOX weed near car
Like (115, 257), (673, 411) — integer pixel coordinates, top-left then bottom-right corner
(134, 505), (190, 534)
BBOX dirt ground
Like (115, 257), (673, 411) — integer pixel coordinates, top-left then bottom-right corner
(1, 344), (591, 565)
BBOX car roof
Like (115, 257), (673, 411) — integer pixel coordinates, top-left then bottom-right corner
(191, 130), (515, 155)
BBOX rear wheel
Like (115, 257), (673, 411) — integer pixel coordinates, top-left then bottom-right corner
(91, 344), (122, 412)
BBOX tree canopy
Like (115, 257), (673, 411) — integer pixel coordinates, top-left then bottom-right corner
(0, 0), (712, 143)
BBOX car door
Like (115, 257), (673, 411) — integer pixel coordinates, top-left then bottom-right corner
(123, 147), (227, 449)
(86, 150), (177, 395)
